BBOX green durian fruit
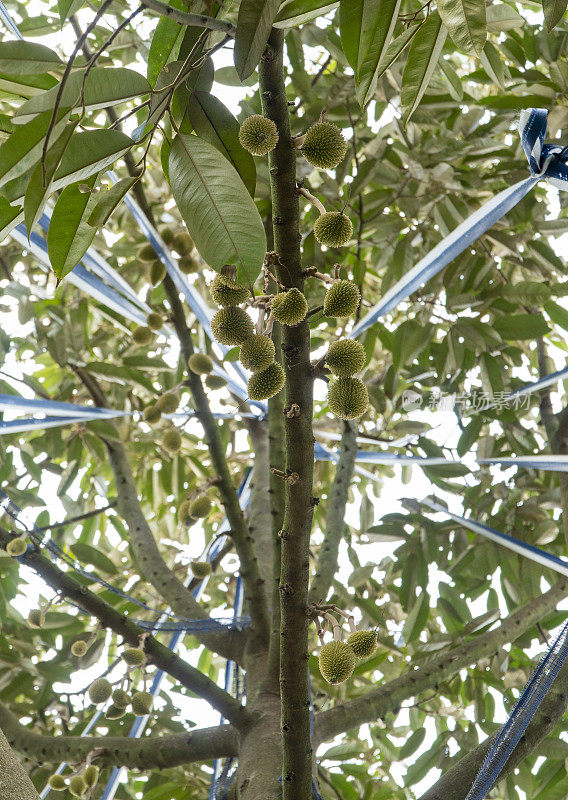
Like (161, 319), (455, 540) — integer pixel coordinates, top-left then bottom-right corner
(188, 353), (213, 375)
(122, 647), (146, 667)
(189, 495), (212, 518)
(160, 227), (175, 246)
(211, 307), (254, 346)
(239, 335), (275, 372)
(150, 260), (167, 286)
(71, 640), (89, 657)
(131, 690), (154, 716)
(178, 500), (195, 527)
(325, 339), (366, 377)
(248, 362), (285, 401)
(6, 537), (27, 557)
(301, 122), (347, 169)
(271, 288), (308, 326)
(105, 704), (127, 720)
(69, 776), (88, 798)
(209, 274), (250, 307)
(112, 688), (130, 709)
(47, 774), (67, 791)
(147, 312), (163, 331)
(83, 765), (100, 788)
(190, 560), (212, 578)
(347, 630), (377, 659)
(138, 243), (156, 262)
(132, 326), (153, 346)
(178, 254), (199, 274)
(323, 280), (360, 318)
(27, 609), (45, 628)
(238, 114), (279, 155)
(327, 378), (368, 420)
(162, 429), (182, 453)
(205, 375), (227, 390)
(318, 640), (356, 684)
(88, 678), (112, 705)
(313, 212), (353, 247)
(155, 392), (180, 414)
(172, 231), (194, 254)
(143, 405), (162, 425)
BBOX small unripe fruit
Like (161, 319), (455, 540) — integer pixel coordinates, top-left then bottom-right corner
(112, 688), (130, 708)
(48, 774), (67, 791)
(188, 353), (213, 375)
(138, 243), (156, 262)
(133, 326), (153, 346)
(325, 339), (366, 377)
(323, 280), (360, 318)
(189, 495), (212, 519)
(318, 640), (356, 684)
(155, 392), (180, 414)
(105, 704), (126, 719)
(314, 211), (353, 247)
(205, 375), (227, 390)
(238, 115), (279, 155)
(173, 231), (194, 254)
(248, 362), (285, 401)
(71, 640), (88, 657)
(271, 288), (308, 326)
(328, 378), (368, 420)
(150, 260), (167, 285)
(209, 274), (249, 307)
(84, 765), (100, 788)
(211, 307), (254, 346)
(69, 776), (88, 798)
(147, 312), (163, 331)
(191, 560), (212, 578)
(347, 630), (377, 659)
(178, 254), (199, 274)
(7, 537), (27, 557)
(131, 690), (153, 716)
(143, 405), (162, 425)
(239, 335), (275, 372)
(162, 429), (182, 453)
(122, 647), (146, 667)
(88, 678), (112, 704)
(178, 500), (194, 526)
(27, 609), (45, 628)
(160, 226), (175, 246)
(301, 122), (347, 169)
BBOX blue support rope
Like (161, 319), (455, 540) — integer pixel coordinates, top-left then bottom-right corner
(0, 0), (22, 38)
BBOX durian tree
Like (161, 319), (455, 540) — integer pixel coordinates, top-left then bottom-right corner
(4, 2), (568, 800)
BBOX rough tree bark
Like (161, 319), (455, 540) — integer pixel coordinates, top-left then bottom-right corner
(0, 728), (41, 800)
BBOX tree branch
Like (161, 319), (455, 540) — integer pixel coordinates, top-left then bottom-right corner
(314, 578), (568, 743)
(0, 728), (41, 800)
(260, 29), (315, 800)
(138, 0), (236, 35)
(309, 421), (357, 604)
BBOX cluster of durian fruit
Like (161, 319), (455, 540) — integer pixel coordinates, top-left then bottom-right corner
(86, 647), (154, 717)
(46, 765), (99, 797)
(318, 628), (377, 685)
(142, 389), (184, 454)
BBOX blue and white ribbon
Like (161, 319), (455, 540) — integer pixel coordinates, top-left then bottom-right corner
(479, 455), (568, 473)
(350, 108), (568, 339)
(0, 1), (22, 38)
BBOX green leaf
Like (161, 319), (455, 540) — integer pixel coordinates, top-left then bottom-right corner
(168, 133), (266, 284)
(71, 542), (118, 574)
(544, 300), (568, 332)
(399, 728), (427, 759)
(0, 41), (63, 75)
(543, 0), (568, 30)
(58, 0), (85, 24)
(215, 66), (258, 87)
(186, 91), (256, 197)
(274, 0), (338, 27)
(14, 68), (151, 125)
(493, 313), (550, 340)
(486, 3), (523, 31)
(234, 0), (281, 80)
(52, 130), (134, 193)
(436, 0), (486, 55)
(401, 592), (429, 642)
(401, 12), (447, 124)
(480, 41), (506, 88)
(370, 24), (421, 87)
(0, 107), (70, 188)
(87, 177), (138, 227)
(0, 197), (23, 243)
(147, 2), (187, 86)
(47, 175), (99, 282)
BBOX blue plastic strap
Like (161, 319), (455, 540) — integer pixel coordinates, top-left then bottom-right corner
(0, 1), (22, 38)
(0, 393), (127, 418)
(350, 108), (567, 339)
(479, 456), (568, 472)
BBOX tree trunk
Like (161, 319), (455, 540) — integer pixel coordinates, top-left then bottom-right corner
(0, 727), (41, 800)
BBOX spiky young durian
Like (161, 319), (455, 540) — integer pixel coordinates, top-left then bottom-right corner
(71, 640), (89, 657)
(47, 775), (67, 791)
(160, 226), (175, 246)
(112, 688), (130, 709)
(248, 362), (285, 401)
(323, 280), (360, 318)
(191, 560), (212, 578)
(69, 776), (88, 798)
(6, 537), (27, 557)
(143, 405), (162, 425)
(209, 274), (250, 307)
(138, 243), (156, 262)
(122, 647), (146, 667)
(211, 307), (254, 346)
(239, 114), (279, 155)
(133, 326), (153, 346)
(179, 254), (199, 274)
(301, 122), (347, 169)
(188, 353), (213, 375)
(156, 392), (180, 414)
(347, 630), (377, 659)
(318, 640), (356, 685)
(88, 678), (112, 705)
(105, 704), (127, 720)
(314, 211), (353, 247)
(173, 231), (194, 254)
(162, 429), (182, 453)
(327, 378), (368, 420)
(147, 312), (163, 331)
(206, 375), (227, 390)
(271, 288), (308, 326)
(131, 690), (154, 716)
(189, 495), (212, 519)
(150, 260), (167, 286)
(27, 609), (45, 629)
(239, 335), (275, 372)
(84, 765), (100, 789)
(326, 339), (366, 377)
(178, 500), (194, 526)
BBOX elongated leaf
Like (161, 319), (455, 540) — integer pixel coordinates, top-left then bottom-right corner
(401, 12), (447, 124)
(0, 197), (23, 243)
(186, 91), (256, 197)
(544, 0), (568, 30)
(234, 0), (281, 80)
(71, 541), (117, 574)
(147, 2), (186, 86)
(370, 23), (421, 86)
(58, 0), (85, 24)
(0, 41), (63, 75)
(14, 68), (151, 125)
(48, 175), (99, 282)
(339, 0), (367, 69)
(52, 130), (134, 193)
(87, 177), (138, 227)
(493, 313), (550, 340)
(437, 0), (486, 55)
(355, 0), (402, 107)
(169, 134), (266, 284)
(0, 107), (70, 188)
(0, 71), (58, 99)
(480, 41), (506, 88)
(274, 0), (338, 27)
